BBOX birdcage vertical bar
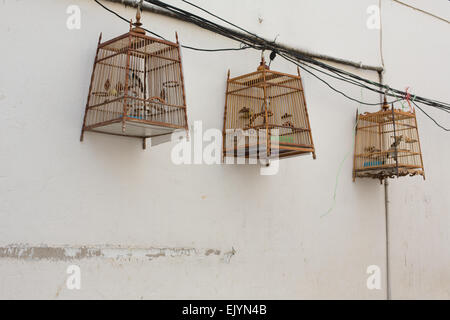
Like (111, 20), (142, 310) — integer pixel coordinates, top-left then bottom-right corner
(297, 67), (316, 159)
(175, 33), (189, 135)
(222, 70), (231, 162)
(391, 106), (399, 177)
(352, 111), (359, 182)
(81, 33), (102, 142)
(414, 110), (426, 180)
(379, 121), (383, 171)
(122, 34), (132, 133)
(262, 63), (270, 158)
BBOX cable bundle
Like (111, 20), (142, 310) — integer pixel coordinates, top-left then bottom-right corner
(95, 0), (450, 130)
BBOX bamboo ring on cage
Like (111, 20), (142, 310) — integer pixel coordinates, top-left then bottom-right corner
(91, 91), (109, 97)
(163, 80), (180, 88)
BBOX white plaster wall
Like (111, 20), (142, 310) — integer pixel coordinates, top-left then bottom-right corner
(381, 1), (450, 299)
(0, 0), (448, 299)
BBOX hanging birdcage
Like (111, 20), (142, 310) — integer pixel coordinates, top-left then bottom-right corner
(222, 57), (316, 160)
(80, 8), (188, 149)
(353, 101), (425, 181)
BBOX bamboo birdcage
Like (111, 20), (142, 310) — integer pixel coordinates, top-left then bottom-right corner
(80, 8), (188, 149)
(353, 101), (425, 181)
(223, 57), (316, 160)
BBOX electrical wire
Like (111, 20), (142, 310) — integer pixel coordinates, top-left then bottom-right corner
(94, 0), (166, 39)
(142, 0), (450, 112)
(100, 0), (389, 106)
(280, 48), (450, 110)
(280, 53), (402, 106)
(284, 52), (450, 131)
(181, 0), (262, 40)
(413, 101), (450, 131)
(94, 0), (252, 52)
(180, 44), (251, 52)
(98, 0), (450, 130)
(392, 0), (450, 25)
(143, 0), (265, 50)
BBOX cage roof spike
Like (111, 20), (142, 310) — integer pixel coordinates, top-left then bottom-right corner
(258, 54), (269, 71)
(131, 4), (146, 35)
(381, 96), (390, 111)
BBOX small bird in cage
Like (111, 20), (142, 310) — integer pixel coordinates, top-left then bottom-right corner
(239, 107), (253, 119)
(106, 80), (118, 97)
(160, 88), (166, 102)
(364, 146), (381, 154)
(390, 135), (404, 148)
(129, 72), (144, 97)
(387, 135), (404, 160)
(404, 136), (418, 144)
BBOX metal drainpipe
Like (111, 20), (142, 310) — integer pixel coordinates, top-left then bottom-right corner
(379, 70), (391, 300)
(384, 178), (391, 300)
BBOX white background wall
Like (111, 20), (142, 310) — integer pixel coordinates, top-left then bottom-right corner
(0, 0), (448, 299)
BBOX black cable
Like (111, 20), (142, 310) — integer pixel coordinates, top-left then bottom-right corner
(181, 0), (261, 40)
(94, 0), (252, 52)
(308, 59), (450, 115)
(281, 48), (450, 110)
(94, 0), (166, 39)
(181, 44), (251, 52)
(94, 0), (131, 24)
(298, 59), (391, 97)
(280, 53), (402, 106)
(144, 0), (450, 113)
(143, 0), (265, 50)
(292, 57), (432, 109)
(413, 101), (450, 131)
(100, 0), (450, 129)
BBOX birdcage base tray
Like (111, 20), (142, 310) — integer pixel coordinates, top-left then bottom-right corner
(85, 119), (183, 139)
(224, 144), (315, 159)
(354, 166), (425, 180)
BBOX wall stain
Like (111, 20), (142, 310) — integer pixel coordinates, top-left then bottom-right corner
(0, 244), (231, 262)
(205, 249), (221, 256)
